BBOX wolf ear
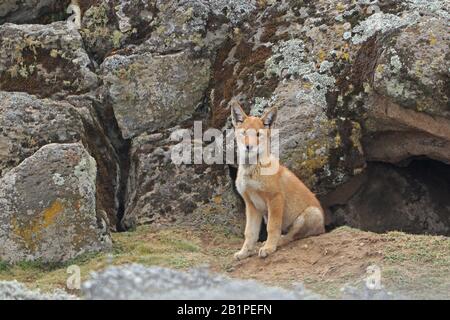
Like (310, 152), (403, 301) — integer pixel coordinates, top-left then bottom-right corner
(230, 100), (247, 127)
(261, 107), (277, 128)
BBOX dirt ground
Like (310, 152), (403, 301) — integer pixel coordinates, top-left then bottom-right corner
(0, 225), (449, 299)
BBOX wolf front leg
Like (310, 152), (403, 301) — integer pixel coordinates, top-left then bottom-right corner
(259, 194), (284, 258)
(234, 194), (262, 260)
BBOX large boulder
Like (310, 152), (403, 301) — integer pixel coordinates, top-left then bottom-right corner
(0, 22), (98, 98)
(0, 143), (111, 263)
(0, 91), (122, 229)
(121, 130), (244, 234)
(101, 50), (210, 139)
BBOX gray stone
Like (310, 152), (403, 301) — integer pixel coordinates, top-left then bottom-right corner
(121, 130), (244, 233)
(0, 280), (76, 300)
(0, 91), (84, 177)
(0, 22), (98, 98)
(80, 0), (256, 61)
(0, 143), (111, 263)
(372, 15), (450, 118)
(101, 51), (210, 139)
(82, 264), (319, 300)
(0, 0), (70, 24)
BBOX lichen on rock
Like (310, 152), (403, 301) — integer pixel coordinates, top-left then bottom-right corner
(0, 143), (111, 263)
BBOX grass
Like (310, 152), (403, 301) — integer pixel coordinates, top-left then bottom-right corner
(0, 225), (448, 299)
(0, 224), (242, 294)
(380, 231), (450, 299)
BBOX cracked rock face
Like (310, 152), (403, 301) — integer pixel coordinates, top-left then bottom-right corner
(0, 22), (98, 99)
(121, 130), (244, 233)
(0, 143), (111, 263)
(101, 50), (211, 139)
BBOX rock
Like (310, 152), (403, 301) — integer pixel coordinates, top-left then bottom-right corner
(0, 22), (98, 99)
(0, 0), (70, 24)
(0, 91), (84, 177)
(82, 264), (320, 300)
(65, 94), (126, 229)
(0, 91), (122, 229)
(101, 50), (210, 139)
(80, 0), (256, 62)
(0, 143), (111, 263)
(0, 280), (76, 300)
(79, 0), (155, 62)
(363, 94), (450, 165)
(372, 15), (449, 118)
(268, 81), (365, 194)
(121, 130), (244, 233)
(208, 0), (450, 234)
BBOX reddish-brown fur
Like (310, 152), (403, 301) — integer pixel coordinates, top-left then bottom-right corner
(231, 101), (325, 259)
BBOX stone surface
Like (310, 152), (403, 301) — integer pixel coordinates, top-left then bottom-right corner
(80, 0), (256, 62)
(0, 280), (76, 300)
(0, 91), (122, 229)
(209, 0), (450, 233)
(65, 94), (125, 230)
(0, 22), (98, 98)
(82, 264), (320, 300)
(0, 0), (70, 24)
(0, 143), (111, 263)
(101, 50), (210, 139)
(372, 15), (449, 119)
(0, 91), (84, 177)
(121, 130), (244, 233)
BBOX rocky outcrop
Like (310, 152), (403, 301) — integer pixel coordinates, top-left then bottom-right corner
(0, 280), (76, 300)
(121, 130), (244, 233)
(207, 0), (450, 234)
(101, 51), (211, 139)
(0, 22), (97, 98)
(0, 143), (111, 263)
(0, 0), (448, 245)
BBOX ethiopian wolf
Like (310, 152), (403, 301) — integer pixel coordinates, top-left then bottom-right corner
(231, 101), (325, 260)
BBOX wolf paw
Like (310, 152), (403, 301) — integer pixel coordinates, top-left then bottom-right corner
(258, 245), (276, 258)
(234, 249), (250, 260)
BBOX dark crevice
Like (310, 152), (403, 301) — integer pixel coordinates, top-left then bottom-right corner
(91, 100), (131, 232)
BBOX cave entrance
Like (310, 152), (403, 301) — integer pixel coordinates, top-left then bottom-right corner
(324, 157), (450, 236)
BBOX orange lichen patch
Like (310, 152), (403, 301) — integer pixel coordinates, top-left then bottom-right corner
(11, 200), (64, 251)
(42, 201), (63, 227)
